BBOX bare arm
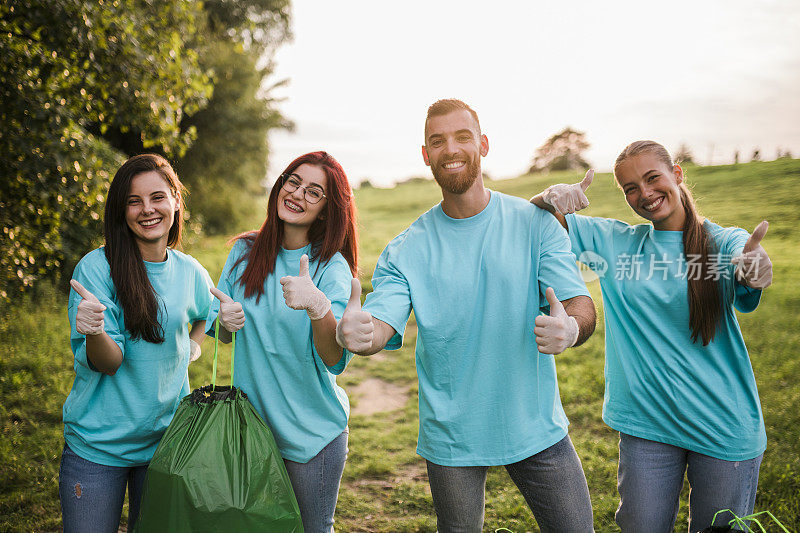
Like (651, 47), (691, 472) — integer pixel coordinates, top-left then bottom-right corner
(85, 333), (124, 375)
(189, 320), (207, 345)
(353, 317), (397, 356)
(311, 310), (346, 366)
(562, 295), (596, 346)
(70, 279), (123, 375)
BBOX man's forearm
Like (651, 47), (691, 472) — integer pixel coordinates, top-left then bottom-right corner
(563, 295), (596, 346)
(356, 317), (397, 356)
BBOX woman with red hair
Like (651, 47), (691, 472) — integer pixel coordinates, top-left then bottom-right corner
(206, 151), (359, 532)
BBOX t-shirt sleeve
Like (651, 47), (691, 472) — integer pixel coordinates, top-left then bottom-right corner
(722, 227), (762, 313)
(205, 242), (244, 337)
(566, 214), (636, 280)
(67, 252), (125, 371)
(188, 257), (214, 324)
(565, 213), (607, 257)
(362, 241), (412, 351)
(315, 255), (354, 374)
(537, 211), (590, 311)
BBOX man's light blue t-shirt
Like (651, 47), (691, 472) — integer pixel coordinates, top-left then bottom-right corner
(65, 247), (214, 467)
(363, 191), (590, 466)
(566, 214), (766, 461)
(206, 239), (353, 463)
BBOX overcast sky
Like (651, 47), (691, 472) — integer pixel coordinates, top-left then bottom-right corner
(266, 0), (800, 187)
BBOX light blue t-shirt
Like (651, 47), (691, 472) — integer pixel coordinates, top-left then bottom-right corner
(206, 239), (353, 463)
(65, 247), (213, 467)
(363, 191), (590, 466)
(566, 214), (766, 460)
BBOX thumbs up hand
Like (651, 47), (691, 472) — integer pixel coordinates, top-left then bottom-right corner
(70, 279), (107, 336)
(279, 254), (332, 320)
(335, 279), (374, 353)
(541, 169), (594, 214)
(210, 287), (245, 332)
(534, 287), (579, 355)
(731, 221), (773, 289)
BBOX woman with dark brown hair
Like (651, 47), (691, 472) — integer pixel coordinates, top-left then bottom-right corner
(530, 140), (773, 533)
(207, 151), (359, 533)
(61, 154), (213, 532)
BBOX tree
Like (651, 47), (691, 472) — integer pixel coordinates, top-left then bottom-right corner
(175, 0), (293, 235)
(529, 127), (590, 173)
(1, 0), (295, 299)
(674, 143), (695, 165)
(0, 0), (212, 300)
(751, 149), (761, 162)
(175, 40), (293, 234)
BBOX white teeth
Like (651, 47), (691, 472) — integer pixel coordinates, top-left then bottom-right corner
(443, 161), (464, 169)
(643, 197), (664, 211)
(284, 200), (303, 213)
(140, 218), (161, 227)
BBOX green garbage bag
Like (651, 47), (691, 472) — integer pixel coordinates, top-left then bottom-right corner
(134, 324), (303, 532)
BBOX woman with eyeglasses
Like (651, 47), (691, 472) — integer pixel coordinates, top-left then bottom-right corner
(206, 151), (359, 533)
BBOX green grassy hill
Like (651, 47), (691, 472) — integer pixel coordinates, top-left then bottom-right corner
(1, 159), (798, 532)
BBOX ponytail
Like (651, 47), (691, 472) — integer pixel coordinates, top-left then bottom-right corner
(678, 184), (722, 345)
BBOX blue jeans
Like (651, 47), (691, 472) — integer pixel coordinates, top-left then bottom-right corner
(615, 433), (763, 533)
(59, 443), (148, 533)
(283, 429), (348, 533)
(426, 434), (594, 533)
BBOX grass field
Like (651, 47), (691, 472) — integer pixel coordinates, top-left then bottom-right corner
(1, 159), (799, 532)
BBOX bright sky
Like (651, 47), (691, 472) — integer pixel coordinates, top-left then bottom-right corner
(267, 0), (800, 187)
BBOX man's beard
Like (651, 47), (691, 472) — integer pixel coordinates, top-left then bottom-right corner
(431, 157), (481, 195)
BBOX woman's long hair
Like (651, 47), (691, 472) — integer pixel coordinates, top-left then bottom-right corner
(233, 151), (358, 301)
(104, 154), (185, 343)
(614, 141), (722, 345)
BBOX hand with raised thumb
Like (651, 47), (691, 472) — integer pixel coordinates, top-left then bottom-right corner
(542, 169), (594, 214)
(279, 254), (331, 320)
(71, 279), (107, 336)
(210, 287), (245, 333)
(731, 220), (773, 289)
(534, 287), (579, 355)
(336, 278), (374, 353)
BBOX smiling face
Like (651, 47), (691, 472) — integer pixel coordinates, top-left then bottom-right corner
(614, 152), (686, 230)
(125, 170), (178, 250)
(276, 163), (328, 230)
(422, 109), (489, 195)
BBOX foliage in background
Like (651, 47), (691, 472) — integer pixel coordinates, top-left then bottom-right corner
(176, 0), (293, 235)
(529, 127), (591, 173)
(0, 0), (292, 300)
(0, 0), (212, 300)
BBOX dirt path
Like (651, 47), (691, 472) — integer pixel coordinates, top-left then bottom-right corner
(348, 377), (409, 416)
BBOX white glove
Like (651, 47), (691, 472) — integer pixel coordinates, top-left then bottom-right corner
(731, 220), (773, 289)
(335, 279), (374, 353)
(541, 170), (594, 214)
(70, 279), (106, 336)
(534, 287), (579, 355)
(279, 254), (332, 320)
(210, 287), (245, 333)
(189, 339), (201, 362)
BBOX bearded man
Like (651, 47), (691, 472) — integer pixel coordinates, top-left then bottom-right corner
(337, 99), (597, 533)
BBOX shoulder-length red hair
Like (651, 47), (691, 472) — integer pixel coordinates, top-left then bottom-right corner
(232, 151), (358, 301)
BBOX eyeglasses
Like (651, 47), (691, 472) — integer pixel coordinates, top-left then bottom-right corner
(280, 173), (327, 204)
